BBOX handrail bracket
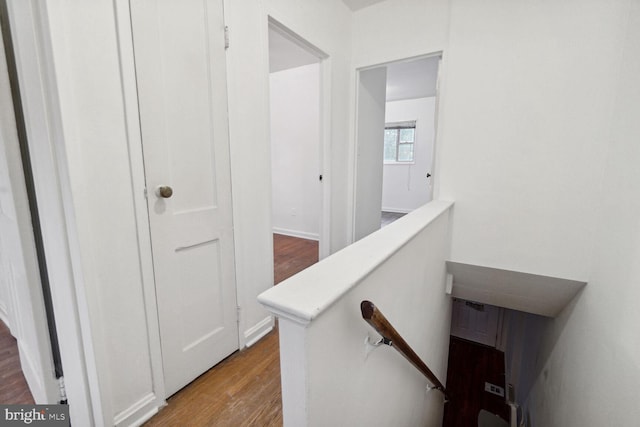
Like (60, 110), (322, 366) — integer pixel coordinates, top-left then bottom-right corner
(371, 336), (392, 347)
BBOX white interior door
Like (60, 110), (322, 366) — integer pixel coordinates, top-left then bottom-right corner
(354, 67), (387, 241)
(450, 298), (501, 348)
(130, 0), (238, 396)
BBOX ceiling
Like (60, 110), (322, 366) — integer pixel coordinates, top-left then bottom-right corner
(385, 56), (440, 102)
(269, 25), (439, 102)
(446, 261), (586, 317)
(342, 0), (388, 11)
(269, 26), (320, 73)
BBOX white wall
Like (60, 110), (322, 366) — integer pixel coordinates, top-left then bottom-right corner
(438, 0), (631, 281)
(503, 309), (547, 419)
(0, 10), (60, 404)
(353, 66), (387, 241)
(352, 0), (451, 68)
(382, 97), (435, 213)
(270, 63), (321, 240)
(0, 182), (12, 329)
(259, 201), (453, 426)
(0, 0), (18, 345)
(355, 2), (640, 426)
(522, 1), (640, 425)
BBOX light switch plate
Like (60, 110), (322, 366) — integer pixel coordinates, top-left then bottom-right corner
(485, 382), (505, 397)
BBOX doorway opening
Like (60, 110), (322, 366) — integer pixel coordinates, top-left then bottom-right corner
(444, 298), (509, 426)
(444, 297), (548, 427)
(353, 54), (441, 240)
(268, 20), (327, 281)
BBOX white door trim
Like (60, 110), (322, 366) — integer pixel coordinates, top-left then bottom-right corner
(352, 66), (387, 241)
(0, 10), (59, 403)
(112, 0), (167, 418)
(267, 17), (332, 259)
(319, 56), (332, 259)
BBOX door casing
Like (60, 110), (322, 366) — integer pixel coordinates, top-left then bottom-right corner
(350, 52), (445, 244)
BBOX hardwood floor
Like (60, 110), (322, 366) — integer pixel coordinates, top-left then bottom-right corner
(145, 329), (282, 427)
(273, 233), (319, 284)
(443, 336), (510, 427)
(0, 320), (35, 404)
(381, 211), (406, 227)
(145, 234), (318, 426)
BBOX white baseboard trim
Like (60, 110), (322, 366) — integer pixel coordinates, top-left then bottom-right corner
(0, 303), (11, 331)
(244, 316), (274, 348)
(381, 207), (413, 214)
(272, 227), (319, 241)
(17, 341), (47, 403)
(114, 392), (165, 427)
(125, 406), (160, 427)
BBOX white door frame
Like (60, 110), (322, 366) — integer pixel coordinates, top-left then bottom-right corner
(3, 1), (104, 424)
(352, 66), (387, 241)
(349, 51), (445, 244)
(112, 0), (167, 415)
(319, 54), (332, 259)
(430, 54), (445, 202)
(0, 6), (60, 404)
(267, 17), (332, 260)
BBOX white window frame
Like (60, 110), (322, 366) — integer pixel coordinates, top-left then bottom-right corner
(384, 120), (416, 164)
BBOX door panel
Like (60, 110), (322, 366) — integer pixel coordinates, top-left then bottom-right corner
(450, 298), (500, 348)
(130, 0), (238, 396)
(354, 67), (387, 241)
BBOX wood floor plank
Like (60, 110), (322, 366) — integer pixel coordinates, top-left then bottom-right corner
(442, 336), (510, 427)
(273, 234), (318, 284)
(381, 211), (406, 227)
(0, 320), (35, 405)
(145, 330), (282, 427)
(145, 234), (318, 426)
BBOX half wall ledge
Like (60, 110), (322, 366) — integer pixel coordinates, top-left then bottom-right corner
(257, 200), (454, 325)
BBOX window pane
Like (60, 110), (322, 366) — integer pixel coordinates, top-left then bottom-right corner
(397, 143), (414, 162)
(384, 129), (398, 162)
(399, 128), (415, 143)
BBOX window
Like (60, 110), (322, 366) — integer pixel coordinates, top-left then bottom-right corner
(384, 121), (416, 163)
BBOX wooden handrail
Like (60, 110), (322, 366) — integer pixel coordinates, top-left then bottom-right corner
(360, 300), (448, 399)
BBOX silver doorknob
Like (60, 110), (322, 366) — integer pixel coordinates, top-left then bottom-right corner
(156, 185), (173, 198)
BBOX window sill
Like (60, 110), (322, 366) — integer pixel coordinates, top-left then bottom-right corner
(383, 161), (415, 165)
